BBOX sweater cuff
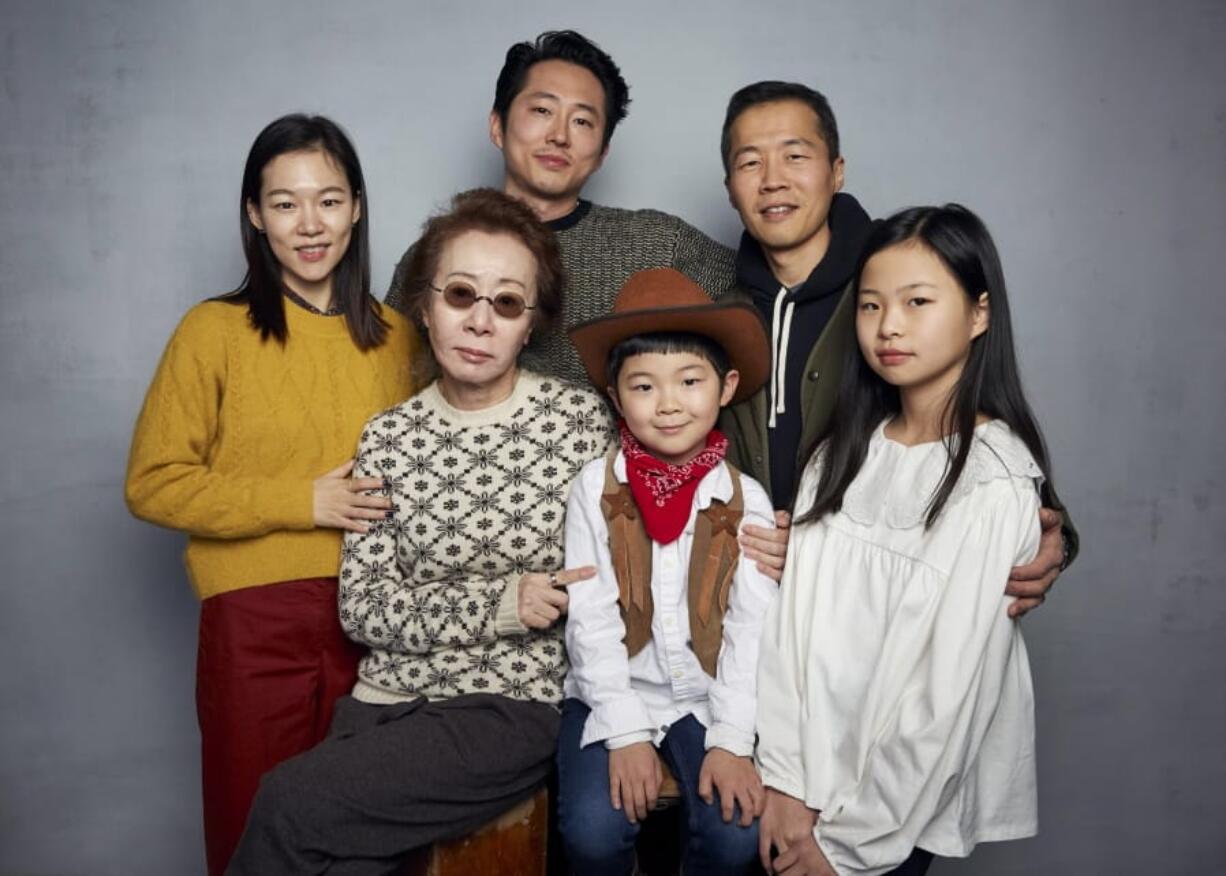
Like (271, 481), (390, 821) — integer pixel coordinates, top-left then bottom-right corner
(494, 578), (528, 637)
(251, 477), (316, 531)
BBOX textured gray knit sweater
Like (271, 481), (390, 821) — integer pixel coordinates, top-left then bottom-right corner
(340, 371), (615, 706)
(385, 201), (736, 386)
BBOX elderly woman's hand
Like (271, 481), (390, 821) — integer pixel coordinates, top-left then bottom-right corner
(517, 566), (597, 629)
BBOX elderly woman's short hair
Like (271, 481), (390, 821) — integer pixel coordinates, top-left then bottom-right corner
(400, 188), (565, 331)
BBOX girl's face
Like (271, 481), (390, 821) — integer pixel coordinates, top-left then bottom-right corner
(245, 149), (359, 303)
(422, 230), (537, 404)
(856, 241), (989, 398)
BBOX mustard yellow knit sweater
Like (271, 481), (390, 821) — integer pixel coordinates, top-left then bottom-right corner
(125, 298), (419, 600)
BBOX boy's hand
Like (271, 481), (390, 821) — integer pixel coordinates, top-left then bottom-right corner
(1005, 507), (1064, 618)
(759, 788), (818, 873)
(739, 510), (791, 582)
(516, 566), (596, 629)
(698, 748), (764, 826)
(608, 742), (661, 824)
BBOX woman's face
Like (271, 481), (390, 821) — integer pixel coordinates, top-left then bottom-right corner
(423, 230), (538, 404)
(245, 148), (359, 304)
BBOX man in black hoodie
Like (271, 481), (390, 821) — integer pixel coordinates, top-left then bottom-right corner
(718, 81), (1069, 608)
(718, 83), (873, 510)
(720, 80), (1072, 876)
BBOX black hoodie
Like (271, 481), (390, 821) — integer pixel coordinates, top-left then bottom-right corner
(735, 192), (873, 504)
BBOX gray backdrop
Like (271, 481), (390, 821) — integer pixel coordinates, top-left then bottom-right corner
(2, 1), (1223, 873)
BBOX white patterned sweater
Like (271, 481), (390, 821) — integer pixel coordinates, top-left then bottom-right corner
(340, 371), (615, 706)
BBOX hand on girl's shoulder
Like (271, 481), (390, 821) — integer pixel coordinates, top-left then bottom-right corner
(736, 471), (776, 531)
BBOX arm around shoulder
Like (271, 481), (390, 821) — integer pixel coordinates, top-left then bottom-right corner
(667, 213), (737, 300)
(382, 241), (418, 315)
(124, 304), (314, 539)
(1046, 482), (1079, 569)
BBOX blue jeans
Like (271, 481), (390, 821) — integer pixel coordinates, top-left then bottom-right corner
(556, 698), (759, 876)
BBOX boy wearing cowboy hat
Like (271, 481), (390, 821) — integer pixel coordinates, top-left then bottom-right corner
(556, 267), (776, 875)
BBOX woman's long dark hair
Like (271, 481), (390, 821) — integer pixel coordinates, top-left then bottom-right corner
(222, 113), (389, 349)
(796, 203), (1062, 528)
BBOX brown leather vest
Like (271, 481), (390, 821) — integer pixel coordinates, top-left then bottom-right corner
(599, 449), (744, 678)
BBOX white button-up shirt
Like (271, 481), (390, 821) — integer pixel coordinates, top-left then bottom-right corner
(563, 453), (778, 756)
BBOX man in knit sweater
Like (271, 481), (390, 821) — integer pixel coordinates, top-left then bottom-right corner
(384, 30), (736, 387)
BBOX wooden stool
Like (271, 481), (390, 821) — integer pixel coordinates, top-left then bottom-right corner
(400, 786), (548, 876)
(636, 756), (685, 874)
(655, 757), (681, 809)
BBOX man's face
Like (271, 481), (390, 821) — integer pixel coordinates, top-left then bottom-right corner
(490, 59), (608, 208)
(725, 99), (845, 267)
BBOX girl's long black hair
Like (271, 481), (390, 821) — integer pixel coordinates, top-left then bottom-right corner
(796, 203), (1062, 528)
(222, 113), (389, 350)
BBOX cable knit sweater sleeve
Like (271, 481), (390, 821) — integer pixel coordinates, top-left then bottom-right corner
(668, 212), (737, 300)
(383, 241), (417, 315)
(124, 304), (313, 539)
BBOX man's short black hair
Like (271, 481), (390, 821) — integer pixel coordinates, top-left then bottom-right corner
(492, 30), (631, 150)
(606, 332), (732, 389)
(720, 81), (840, 176)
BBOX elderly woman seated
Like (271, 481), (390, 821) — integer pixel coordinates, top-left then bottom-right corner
(229, 188), (614, 875)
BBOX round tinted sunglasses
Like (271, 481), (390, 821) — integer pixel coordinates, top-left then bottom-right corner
(430, 283), (536, 320)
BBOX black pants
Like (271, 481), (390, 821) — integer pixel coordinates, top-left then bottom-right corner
(228, 693), (559, 876)
(888, 848), (935, 875)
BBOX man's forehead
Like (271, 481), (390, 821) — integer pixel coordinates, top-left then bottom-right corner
(518, 59), (606, 111)
(730, 100), (824, 147)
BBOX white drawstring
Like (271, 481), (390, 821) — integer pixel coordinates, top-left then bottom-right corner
(768, 286), (795, 429)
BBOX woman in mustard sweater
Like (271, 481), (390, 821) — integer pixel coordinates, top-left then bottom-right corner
(125, 114), (418, 876)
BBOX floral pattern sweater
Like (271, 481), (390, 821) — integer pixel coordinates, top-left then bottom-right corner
(339, 370), (614, 705)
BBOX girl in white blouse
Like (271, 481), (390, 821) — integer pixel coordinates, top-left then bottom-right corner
(755, 204), (1065, 876)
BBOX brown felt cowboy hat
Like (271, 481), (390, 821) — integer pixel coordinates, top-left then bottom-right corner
(568, 268), (770, 404)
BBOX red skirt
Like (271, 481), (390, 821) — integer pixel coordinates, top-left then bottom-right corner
(196, 576), (363, 876)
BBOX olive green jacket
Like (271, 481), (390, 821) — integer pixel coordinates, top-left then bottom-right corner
(720, 279), (857, 510)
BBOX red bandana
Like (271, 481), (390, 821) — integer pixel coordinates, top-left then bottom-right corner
(619, 421), (728, 545)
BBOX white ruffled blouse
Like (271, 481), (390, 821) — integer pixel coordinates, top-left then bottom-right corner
(756, 420), (1043, 875)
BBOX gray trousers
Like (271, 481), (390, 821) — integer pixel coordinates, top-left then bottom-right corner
(227, 693), (560, 876)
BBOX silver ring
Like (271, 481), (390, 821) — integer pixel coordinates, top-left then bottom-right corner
(548, 572), (558, 586)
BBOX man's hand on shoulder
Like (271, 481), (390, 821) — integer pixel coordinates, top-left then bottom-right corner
(1006, 507), (1065, 618)
(740, 510), (791, 582)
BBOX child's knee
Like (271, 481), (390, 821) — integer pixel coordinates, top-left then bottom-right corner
(558, 789), (640, 866)
(689, 802), (760, 867)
